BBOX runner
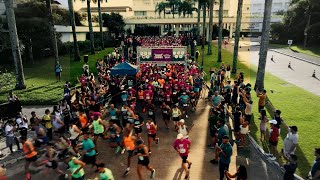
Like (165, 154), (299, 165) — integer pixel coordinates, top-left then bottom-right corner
(80, 132), (98, 168)
(123, 129), (137, 176)
(107, 121), (124, 154)
(21, 136), (38, 180)
(69, 121), (82, 157)
(92, 112), (106, 153)
(146, 118), (159, 154)
(161, 102), (171, 129)
(146, 100), (156, 124)
(96, 163), (115, 180)
(173, 134), (192, 179)
(179, 92), (190, 119)
(172, 105), (182, 130)
(178, 119), (189, 139)
(65, 153), (86, 180)
(135, 139), (156, 180)
(133, 113), (144, 139)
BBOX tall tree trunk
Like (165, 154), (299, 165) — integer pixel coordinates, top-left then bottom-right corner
(255, 0), (273, 91)
(217, 0), (224, 62)
(68, 0), (81, 61)
(87, 0), (95, 54)
(201, 2), (206, 66)
(28, 39), (34, 64)
(4, 0), (26, 89)
(172, 4), (175, 18)
(46, 0), (59, 65)
(303, 12), (311, 48)
(232, 0), (243, 74)
(196, 1), (201, 44)
(98, 0), (104, 49)
(207, 0), (213, 55)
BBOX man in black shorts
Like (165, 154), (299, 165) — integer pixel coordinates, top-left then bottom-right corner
(136, 139), (156, 180)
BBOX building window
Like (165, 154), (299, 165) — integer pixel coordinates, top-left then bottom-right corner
(134, 11), (147, 17)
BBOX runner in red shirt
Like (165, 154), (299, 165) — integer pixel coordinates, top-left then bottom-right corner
(146, 118), (159, 154)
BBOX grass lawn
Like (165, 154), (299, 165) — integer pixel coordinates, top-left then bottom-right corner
(0, 48), (113, 105)
(200, 45), (320, 177)
(270, 43), (320, 58)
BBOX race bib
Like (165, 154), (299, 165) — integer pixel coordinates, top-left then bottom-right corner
(179, 148), (186, 153)
(111, 116), (116, 120)
(146, 96), (150, 100)
(138, 156), (144, 161)
(123, 115), (127, 119)
(191, 99), (195, 102)
(148, 111), (154, 115)
(122, 98), (127, 101)
(163, 110), (167, 114)
(183, 104), (188, 107)
(167, 98), (170, 101)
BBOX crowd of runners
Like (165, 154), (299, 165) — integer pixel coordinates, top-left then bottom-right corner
(2, 35), (320, 180)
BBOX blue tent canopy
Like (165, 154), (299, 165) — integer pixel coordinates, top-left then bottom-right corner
(110, 62), (138, 76)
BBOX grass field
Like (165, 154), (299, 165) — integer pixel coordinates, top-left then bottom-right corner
(0, 48), (113, 105)
(200, 44), (320, 177)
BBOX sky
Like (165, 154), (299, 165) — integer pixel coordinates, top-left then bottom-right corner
(56, 0), (68, 8)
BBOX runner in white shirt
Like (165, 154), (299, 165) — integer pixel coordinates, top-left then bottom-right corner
(16, 113), (28, 139)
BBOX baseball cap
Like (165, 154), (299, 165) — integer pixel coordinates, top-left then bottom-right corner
(222, 135), (230, 140)
(177, 133), (184, 139)
(269, 120), (278, 125)
(179, 119), (185, 123)
(289, 126), (298, 132)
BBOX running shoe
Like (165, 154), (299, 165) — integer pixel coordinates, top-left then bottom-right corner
(188, 162), (192, 169)
(64, 174), (69, 179)
(123, 170), (130, 176)
(148, 150), (152, 154)
(184, 171), (189, 179)
(186, 115), (188, 119)
(115, 146), (121, 154)
(150, 169), (156, 179)
(121, 148), (126, 154)
(155, 138), (159, 144)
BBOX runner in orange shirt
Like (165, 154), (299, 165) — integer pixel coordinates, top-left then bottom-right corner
(21, 136), (38, 180)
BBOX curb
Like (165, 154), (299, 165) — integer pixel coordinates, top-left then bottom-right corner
(270, 49), (320, 67)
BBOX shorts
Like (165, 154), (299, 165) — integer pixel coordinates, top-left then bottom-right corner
(72, 175), (85, 180)
(138, 158), (150, 166)
(269, 140), (278, 147)
(128, 150), (134, 158)
(245, 114), (252, 124)
(163, 114), (170, 120)
(94, 133), (104, 137)
(148, 133), (157, 140)
(181, 156), (188, 163)
(70, 138), (78, 147)
(173, 117), (180, 122)
(55, 72), (61, 77)
(26, 155), (38, 162)
(194, 87), (200, 92)
(46, 160), (58, 169)
(135, 128), (142, 134)
(258, 105), (265, 112)
(109, 136), (122, 143)
(83, 154), (96, 165)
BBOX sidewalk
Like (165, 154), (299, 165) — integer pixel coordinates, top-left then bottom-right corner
(270, 48), (320, 66)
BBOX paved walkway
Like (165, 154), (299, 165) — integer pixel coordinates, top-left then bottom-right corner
(271, 48), (320, 66)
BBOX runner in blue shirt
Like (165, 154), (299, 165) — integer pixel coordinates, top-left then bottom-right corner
(179, 92), (190, 119)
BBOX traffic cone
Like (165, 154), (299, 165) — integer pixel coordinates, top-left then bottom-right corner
(312, 70), (316, 78)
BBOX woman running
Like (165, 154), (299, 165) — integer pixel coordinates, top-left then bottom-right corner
(135, 139), (156, 180)
(146, 118), (159, 154)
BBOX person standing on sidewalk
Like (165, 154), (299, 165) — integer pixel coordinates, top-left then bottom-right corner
(173, 134), (192, 179)
(5, 120), (21, 154)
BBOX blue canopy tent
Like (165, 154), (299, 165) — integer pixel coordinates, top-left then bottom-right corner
(110, 62), (138, 76)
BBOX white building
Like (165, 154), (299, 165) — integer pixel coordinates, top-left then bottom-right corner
(70, 0), (291, 36)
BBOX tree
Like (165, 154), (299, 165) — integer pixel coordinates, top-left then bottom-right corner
(102, 12), (125, 38)
(217, 0), (224, 62)
(4, 0), (26, 89)
(92, 0), (104, 49)
(255, 0), (273, 91)
(168, 0), (179, 18)
(46, 0), (59, 65)
(231, 0), (243, 74)
(155, 2), (168, 18)
(196, 0), (202, 43)
(201, 1), (207, 66)
(207, 0), (214, 55)
(68, 0), (81, 61)
(87, 0), (95, 54)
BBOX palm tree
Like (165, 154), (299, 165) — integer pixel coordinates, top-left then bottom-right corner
(87, 0), (95, 54)
(96, 0), (104, 49)
(255, 0), (273, 91)
(231, 0), (243, 74)
(201, 1), (207, 66)
(4, 0), (26, 89)
(207, 0), (214, 55)
(46, 0), (59, 65)
(168, 0), (179, 18)
(196, 0), (202, 43)
(68, 0), (81, 61)
(155, 2), (167, 18)
(217, 0), (224, 62)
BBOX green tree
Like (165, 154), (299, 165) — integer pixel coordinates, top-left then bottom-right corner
(217, 0), (224, 62)
(201, 1), (207, 66)
(232, 0), (243, 74)
(68, 0), (81, 61)
(92, 0), (104, 49)
(4, 0), (26, 89)
(155, 2), (168, 18)
(168, 0), (180, 18)
(102, 12), (125, 38)
(196, 0), (202, 43)
(255, 0), (273, 91)
(86, 0), (95, 54)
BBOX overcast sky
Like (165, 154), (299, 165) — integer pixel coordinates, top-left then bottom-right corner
(56, 0), (68, 8)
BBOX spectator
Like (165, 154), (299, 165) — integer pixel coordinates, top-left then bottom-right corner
(282, 154), (297, 180)
(283, 125), (298, 156)
(16, 112), (28, 139)
(257, 89), (267, 112)
(309, 148), (320, 180)
(224, 165), (247, 180)
(269, 120), (279, 159)
(55, 62), (62, 82)
(5, 120), (21, 153)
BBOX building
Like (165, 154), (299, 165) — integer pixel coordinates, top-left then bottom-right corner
(71, 0), (290, 37)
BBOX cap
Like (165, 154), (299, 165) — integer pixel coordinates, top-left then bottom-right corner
(289, 126), (298, 132)
(179, 119), (185, 123)
(269, 119), (278, 125)
(275, 109), (281, 115)
(177, 133), (184, 139)
(96, 163), (105, 168)
(222, 135), (229, 140)
(136, 139), (144, 146)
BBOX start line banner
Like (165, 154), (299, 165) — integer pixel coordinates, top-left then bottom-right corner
(137, 46), (187, 64)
